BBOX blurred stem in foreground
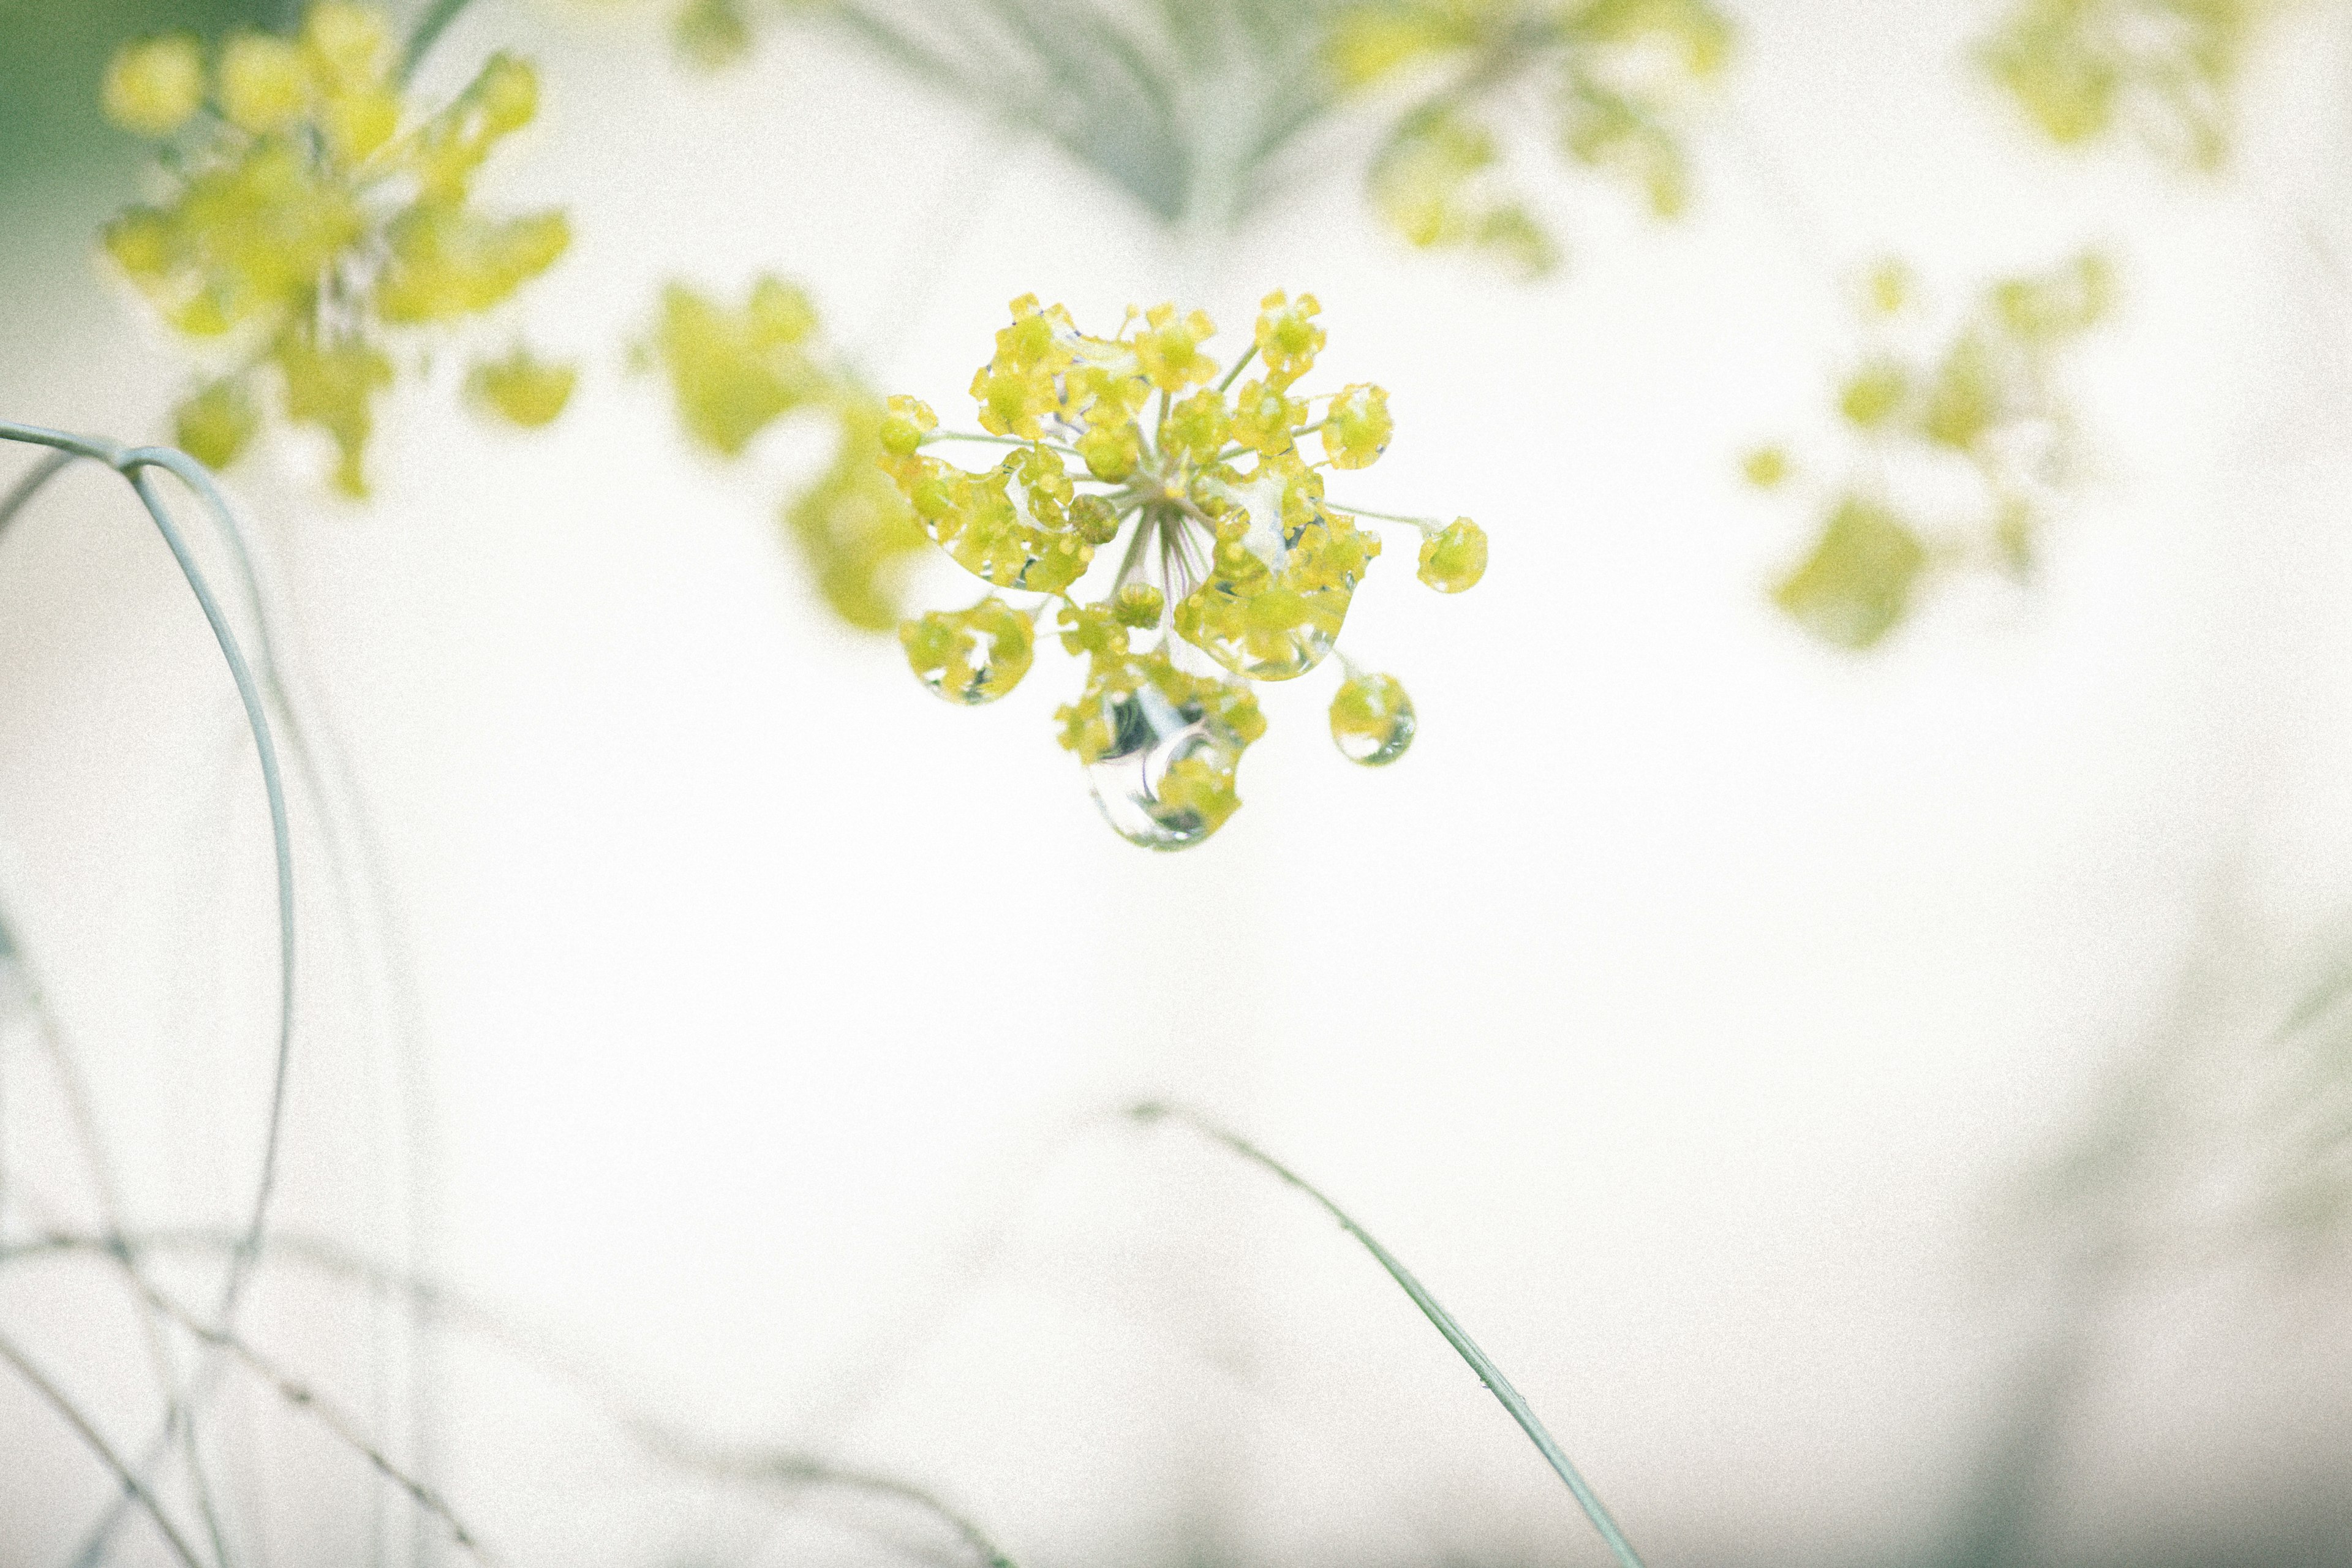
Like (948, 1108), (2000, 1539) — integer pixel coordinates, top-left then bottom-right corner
(2, 1227), (1020, 1568)
(1129, 1100), (1650, 1568)
(401, 0), (478, 78)
(818, 0), (1335, 229)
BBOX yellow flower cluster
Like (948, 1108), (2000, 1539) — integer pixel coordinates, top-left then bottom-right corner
(100, 2), (571, 495)
(1327, 0), (1732, 277)
(1746, 254), (2113, 650)
(646, 276), (930, 633)
(881, 290), (1488, 850)
(1980, 0), (2259, 170)
(668, 0), (829, 69)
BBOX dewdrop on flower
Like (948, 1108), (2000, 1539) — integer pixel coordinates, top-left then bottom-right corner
(1329, 671), (1415, 766)
(880, 288), (1487, 850)
(98, 2), (570, 496)
(900, 598), (1036, 706)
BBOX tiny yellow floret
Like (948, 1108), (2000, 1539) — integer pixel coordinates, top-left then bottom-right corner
(1322, 383), (1392, 469)
(467, 347), (577, 428)
(104, 36), (205, 137)
(1417, 518), (1487, 594)
(219, 33), (310, 134)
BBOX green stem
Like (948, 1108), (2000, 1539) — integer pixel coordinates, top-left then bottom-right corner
(641, 1437), (1019, 1568)
(1, 425), (296, 1295)
(10, 1230), (1009, 1568)
(1333, 502), (1436, 530)
(96, 1256), (496, 1564)
(925, 430), (1082, 458)
(1129, 1102), (1649, 1568)
(0, 448), (75, 540)
(1111, 503), (1159, 590)
(1216, 343), (1257, 393)
(400, 0), (480, 84)
(0, 1330), (206, 1568)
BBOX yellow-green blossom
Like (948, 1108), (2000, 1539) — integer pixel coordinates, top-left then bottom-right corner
(1751, 252), (2112, 650)
(1416, 517), (1488, 593)
(1741, 445), (1791, 489)
(1324, 383), (1393, 469)
(647, 280), (931, 633)
(882, 291), (1488, 849)
(1773, 495), (1928, 650)
(466, 345), (578, 428)
(1980, 0), (2260, 170)
(104, 36), (206, 137)
(783, 393), (933, 632)
(648, 276), (829, 458)
(173, 378), (260, 471)
(1336, 0), (1732, 276)
(665, 0), (830, 70)
(100, 2), (570, 496)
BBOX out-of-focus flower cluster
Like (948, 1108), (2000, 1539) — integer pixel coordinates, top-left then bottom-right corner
(881, 290), (1485, 850)
(643, 276), (930, 633)
(668, 0), (832, 69)
(1980, 0), (2260, 170)
(100, 2), (571, 496)
(1325, 0), (1731, 278)
(1745, 254), (2113, 650)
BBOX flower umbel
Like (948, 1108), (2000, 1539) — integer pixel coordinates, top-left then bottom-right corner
(1329, 0), (1733, 277)
(1748, 252), (2113, 650)
(1980, 0), (2260, 170)
(884, 290), (1487, 850)
(100, 3), (571, 496)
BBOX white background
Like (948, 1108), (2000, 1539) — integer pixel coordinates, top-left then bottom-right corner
(4, 2), (2352, 1565)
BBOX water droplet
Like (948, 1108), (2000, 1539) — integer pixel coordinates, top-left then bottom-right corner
(931, 453), (1093, 594)
(1176, 511), (1378, 681)
(1329, 672), (1414, 766)
(1061, 655), (1258, 850)
(899, 598), (1034, 704)
(1084, 687), (1246, 850)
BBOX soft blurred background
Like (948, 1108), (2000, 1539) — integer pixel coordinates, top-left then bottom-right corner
(4, 1), (2352, 1566)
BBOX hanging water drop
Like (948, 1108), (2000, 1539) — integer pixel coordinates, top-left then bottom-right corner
(1082, 684), (1244, 850)
(1057, 653), (1261, 850)
(1175, 508), (1378, 681)
(1329, 671), (1415, 766)
(899, 597), (1035, 705)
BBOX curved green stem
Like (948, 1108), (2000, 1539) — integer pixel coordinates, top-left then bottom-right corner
(0, 1329), (206, 1568)
(0, 448), (75, 539)
(1, 424), (296, 1297)
(641, 1436), (1018, 1568)
(1129, 1102), (1650, 1568)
